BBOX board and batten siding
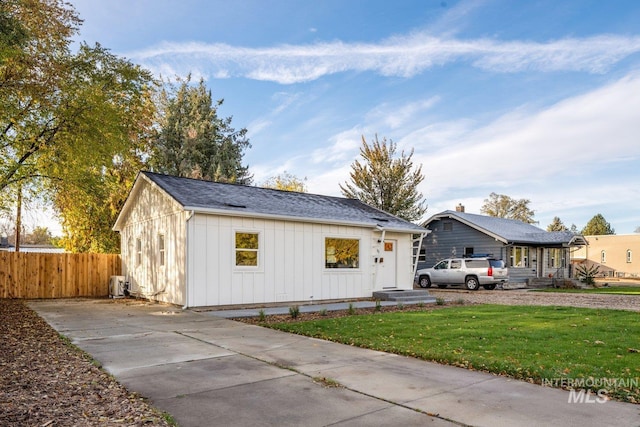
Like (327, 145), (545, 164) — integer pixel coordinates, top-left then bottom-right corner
(186, 213), (414, 307)
(118, 179), (187, 305)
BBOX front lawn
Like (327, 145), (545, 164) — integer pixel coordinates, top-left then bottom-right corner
(534, 286), (640, 295)
(266, 305), (640, 403)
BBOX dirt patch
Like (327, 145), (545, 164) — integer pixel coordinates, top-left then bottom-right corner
(0, 299), (172, 427)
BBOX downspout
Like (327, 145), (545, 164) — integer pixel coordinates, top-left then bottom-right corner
(182, 210), (195, 310)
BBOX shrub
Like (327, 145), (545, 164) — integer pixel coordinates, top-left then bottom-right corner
(435, 297), (445, 306)
(374, 300), (382, 312)
(319, 309), (328, 316)
(258, 309), (266, 322)
(576, 264), (601, 286)
(289, 305), (300, 319)
(347, 303), (356, 315)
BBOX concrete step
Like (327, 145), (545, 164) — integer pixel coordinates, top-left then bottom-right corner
(372, 289), (435, 303)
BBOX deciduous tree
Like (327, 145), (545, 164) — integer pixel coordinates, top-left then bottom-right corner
(1, 0), (156, 253)
(340, 135), (427, 222)
(262, 171), (307, 192)
(480, 193), (536, 224)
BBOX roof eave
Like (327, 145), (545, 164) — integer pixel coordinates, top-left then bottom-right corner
(184, 205), (427, 234)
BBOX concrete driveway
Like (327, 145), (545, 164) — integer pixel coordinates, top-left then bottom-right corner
(30, 299), (640, 427)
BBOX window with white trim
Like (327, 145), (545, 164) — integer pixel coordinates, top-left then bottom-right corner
(627, 249), (632, 263)
(136, 238), (142, 267)
(601, 250), (606, 264)
(548, 248), (566, 268)
(418, 248), (426, 262)
(235, 232), (259, 267)
(509, 246), (529, 268)
(325, 237), (360, 268)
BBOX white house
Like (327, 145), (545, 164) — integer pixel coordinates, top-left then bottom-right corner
(113, 172), (427, 308)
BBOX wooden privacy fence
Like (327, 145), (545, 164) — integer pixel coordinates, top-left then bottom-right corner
(0, 252), (121, 299)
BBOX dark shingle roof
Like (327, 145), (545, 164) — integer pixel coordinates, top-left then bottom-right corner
(426, 210), (586, 245)
(141, 172), (425, 233)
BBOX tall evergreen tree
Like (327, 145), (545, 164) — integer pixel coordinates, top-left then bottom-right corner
(150, 76), (252, 184)
(546, 216), (567, 231)
(340, 135), (426, 222)
(581, 214), (615, 235)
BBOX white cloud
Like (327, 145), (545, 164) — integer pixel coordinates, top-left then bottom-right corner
(366, 97), (440, 130)
(418, 73), (640, 194)
(310, 128), (364, 165)
(127, 34), (640, 84)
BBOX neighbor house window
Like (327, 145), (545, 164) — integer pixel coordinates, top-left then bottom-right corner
(627, 249), (632, 263)
(136, 238), (142, 267)
(418, 248), (426, 262)
(325, 238), (359, 268)
(464, 247), (474, 257)
(601, 250), (606, 264)
(158, 234), (165, 266)
(235, 232), (259, 267)
(443, 222), (453, 231)
(548, 248), (566, 268)
(510, 246), (529, 268)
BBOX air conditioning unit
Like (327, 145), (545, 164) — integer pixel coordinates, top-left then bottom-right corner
(109, 275), (126, 298)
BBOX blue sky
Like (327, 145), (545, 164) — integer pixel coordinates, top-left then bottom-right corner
(62, 0), (640, 233)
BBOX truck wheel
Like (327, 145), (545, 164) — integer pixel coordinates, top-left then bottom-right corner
(418, 276), (431, 288)
(465, 276), (480, 291)
(483, 284), (497, 290)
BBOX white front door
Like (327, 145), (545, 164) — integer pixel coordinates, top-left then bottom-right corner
(378, 240), (397, 288)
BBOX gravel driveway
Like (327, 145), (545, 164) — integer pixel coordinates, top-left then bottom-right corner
(428, 288), (640, 312)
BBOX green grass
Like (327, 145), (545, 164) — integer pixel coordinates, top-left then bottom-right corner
(267, 305), (640, 403)
(534, 286), (640, 295)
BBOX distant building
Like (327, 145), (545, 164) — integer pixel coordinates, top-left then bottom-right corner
(419, 206), (586, 283)
(572, 234), (640, 278)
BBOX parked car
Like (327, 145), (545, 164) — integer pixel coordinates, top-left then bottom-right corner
(415, 257), (508, 290)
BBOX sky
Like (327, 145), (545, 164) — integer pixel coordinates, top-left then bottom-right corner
(51, 0), (640, 234)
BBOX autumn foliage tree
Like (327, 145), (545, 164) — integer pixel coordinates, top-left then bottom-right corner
(1, 0), (156, 252)
(262, 171), (307, 192)
(480, 193), (536, 224)
(340, 135), (426, 222)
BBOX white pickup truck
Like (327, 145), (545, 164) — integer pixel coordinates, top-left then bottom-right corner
(416, 257), (509, 290)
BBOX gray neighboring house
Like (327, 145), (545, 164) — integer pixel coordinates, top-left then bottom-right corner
(114, 172), (427, 308)
(418, 206), (587, 284)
